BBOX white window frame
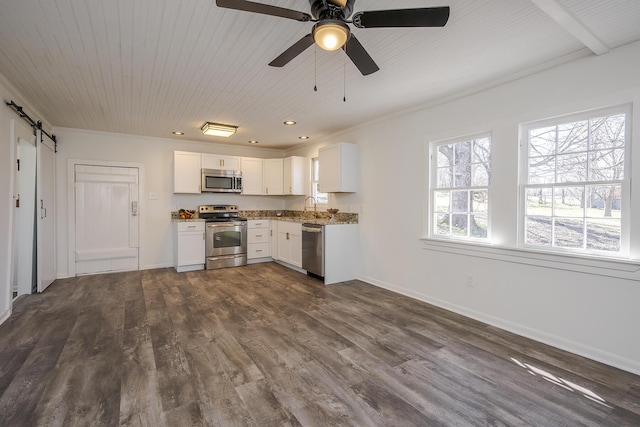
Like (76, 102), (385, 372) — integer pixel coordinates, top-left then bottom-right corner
(311, 157), (328, 206)
(518, 104), (632, 258)
(429, 132), (492, 242)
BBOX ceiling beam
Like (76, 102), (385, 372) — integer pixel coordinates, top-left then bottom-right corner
(531, 0), (609, 55)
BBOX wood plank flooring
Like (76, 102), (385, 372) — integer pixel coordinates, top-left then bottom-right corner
(1, 262), (639, 426)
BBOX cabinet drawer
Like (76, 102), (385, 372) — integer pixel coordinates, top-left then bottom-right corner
(177, 222), (205, 232)
(248, 219), (269, 229)
(248, 229), (269, 244)
(248, 242), (270, 259)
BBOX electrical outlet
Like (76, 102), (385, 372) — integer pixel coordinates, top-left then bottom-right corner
(466, 274), (475, 288)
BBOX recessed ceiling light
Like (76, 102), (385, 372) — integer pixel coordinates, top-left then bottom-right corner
(172, 131), (184, 135)
(248, 140), (259, 144)
(299, 136), (309, 140)
(284, 120), (296, 126)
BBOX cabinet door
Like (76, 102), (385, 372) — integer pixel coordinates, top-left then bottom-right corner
(177, 231), (205, 266)
(289, 226), (302, 267)
(241, 157), (263, 195)
(318, 142), (357, 192)
(202, 154), (240, 170)
(284, 156), (306, 195)
(263, 158), (284, 195)
(271, 221), (279, 260)
(318, 144), (340, 192)
(174, 151), (201, 193)
(277, 228), (291, 263)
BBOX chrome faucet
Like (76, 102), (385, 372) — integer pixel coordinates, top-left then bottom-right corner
(304, 196), (317, 212)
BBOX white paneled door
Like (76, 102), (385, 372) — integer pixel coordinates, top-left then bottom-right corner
(36, 131), (56, 292)
(74, 165), (139, 275)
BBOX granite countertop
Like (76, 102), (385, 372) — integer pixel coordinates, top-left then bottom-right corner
(243, 216), (356, 225)
(171, 209), (358, 225)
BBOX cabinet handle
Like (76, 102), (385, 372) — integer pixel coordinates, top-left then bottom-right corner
(289, 186), (292, 193)
(256, 234), (263, 238)
(286, 232), (290, 240)
(270, 230), (272, 236)
(256, 222), (263, 226)
(188, 225), (196, 229)
(265, 187), (268, 194)
(256, 249), (263, 253)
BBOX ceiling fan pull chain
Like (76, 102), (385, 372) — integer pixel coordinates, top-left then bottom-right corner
(343, 45), (347, 102)
(314, 46), (318, 92)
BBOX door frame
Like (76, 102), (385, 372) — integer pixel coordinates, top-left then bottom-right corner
(67, 159), (145, 277)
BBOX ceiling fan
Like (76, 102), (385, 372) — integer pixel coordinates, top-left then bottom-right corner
(215, 0), (450, 75)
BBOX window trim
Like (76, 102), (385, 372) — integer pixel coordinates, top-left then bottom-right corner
(428, 131), (492, 242)
(420, 237), (640, 281)
(518, 104), (632, 258)
(311, 157), (328, 206)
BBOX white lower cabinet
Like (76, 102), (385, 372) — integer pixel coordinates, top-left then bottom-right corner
(173, 222), (205, 272)
(324, 224), (359, 285)
(275, 220), (302, 268)
(247, 219), (271, 262)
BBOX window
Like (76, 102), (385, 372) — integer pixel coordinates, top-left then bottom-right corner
(312, 157), (328, 204)
(521, 106), (629, 255)
(431, 134), (491, 240)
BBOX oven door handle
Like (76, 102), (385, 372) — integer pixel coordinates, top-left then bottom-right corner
(207, 222), (246, 228)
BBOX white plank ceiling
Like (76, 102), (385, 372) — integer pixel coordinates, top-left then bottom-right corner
(1, 0), (640, 149)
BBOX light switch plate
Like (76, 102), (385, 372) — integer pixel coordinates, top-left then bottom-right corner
(149, 192), (158, 200)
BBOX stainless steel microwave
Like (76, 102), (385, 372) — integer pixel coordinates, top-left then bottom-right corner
(201, 169), (242, 193)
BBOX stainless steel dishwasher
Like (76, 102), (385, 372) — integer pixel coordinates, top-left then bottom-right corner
(302, 223), (324, 279)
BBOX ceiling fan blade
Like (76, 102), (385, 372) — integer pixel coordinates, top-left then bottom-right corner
(216, 0), (311, 22)
(343, 34), (379, 76)
(269, 34), (315, 67)
(352, 6), (450, 28)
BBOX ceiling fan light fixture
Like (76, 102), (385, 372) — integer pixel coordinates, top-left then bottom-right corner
(201, 122), (238, 137)
(313, 21), (349, 51)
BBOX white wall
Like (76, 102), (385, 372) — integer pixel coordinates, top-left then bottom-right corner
(288, 40), (640, 375)
(53, 129), (287, 276)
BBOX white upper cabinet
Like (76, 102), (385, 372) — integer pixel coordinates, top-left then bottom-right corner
(318, 142), (358, 193)
(284, 156), (307, 196)
(174, 151), (201, 193)
(201, 154), (240, 171)
(241, 157), (264, 195)
(263, 158), (284, 195)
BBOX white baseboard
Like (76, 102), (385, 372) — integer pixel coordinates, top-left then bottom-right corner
(248, 257), (273, 264)
(141, 263), (173, 270)
(0, 307), (11, 326)
(358, 275), (640, 377)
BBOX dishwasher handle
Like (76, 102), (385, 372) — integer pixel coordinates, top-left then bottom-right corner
(302, 224), (323, 233)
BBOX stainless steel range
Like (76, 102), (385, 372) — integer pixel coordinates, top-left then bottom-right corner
(199, 205), (247, 270)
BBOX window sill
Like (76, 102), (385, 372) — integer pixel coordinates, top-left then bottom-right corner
(421, 238), (640, 281)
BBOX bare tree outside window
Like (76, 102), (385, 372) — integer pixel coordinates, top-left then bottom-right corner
(432, 135), (491, 240)
(524, 110), (626, 253)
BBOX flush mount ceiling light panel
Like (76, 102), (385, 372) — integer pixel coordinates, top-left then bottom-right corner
(201, 122), (238, 137)
(215, 0), (450, 76)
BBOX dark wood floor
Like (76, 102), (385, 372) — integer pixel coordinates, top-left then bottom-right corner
(1, 263), (639, 426)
